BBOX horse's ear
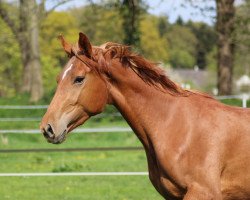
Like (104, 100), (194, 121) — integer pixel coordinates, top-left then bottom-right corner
(58, 35), (72, 55)
(78, 32), (92, 58)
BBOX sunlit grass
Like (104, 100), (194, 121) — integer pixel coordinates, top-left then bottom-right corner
(0, 132), (163, 200)
(0, 176), (162, 200)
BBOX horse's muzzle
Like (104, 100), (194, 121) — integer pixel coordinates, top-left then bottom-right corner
(41, 124), (66, 144)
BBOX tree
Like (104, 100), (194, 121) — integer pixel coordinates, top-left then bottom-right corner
(120, 0), (144, 47)
(0, 0), (70, 101)
(176, 15), (184, 26)
(186, 21), (216, 69)
(71, 4), (124, 45)
(216, 0), (235, 95)
(185, 0), (236, 94)
(166, 25), (198, 68)
(40, 11), (79, 95)
(0, 0), (43, 102)
(140, 15), (169, 63)
(234, 0), (250, 76)
(158, 15), (169, 37)
(0, 18), (22, 97)
(40, 11), (79, 64)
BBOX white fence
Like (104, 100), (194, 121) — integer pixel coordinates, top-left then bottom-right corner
(0, 172), (148, 177)
(215, 94), (249, 108)
(0, 127), (132, 134)
(0, 94), (249, 134)
(0, 94), (249, 177)
(0, 95), (248, 112)
(0, 94), (248, 124)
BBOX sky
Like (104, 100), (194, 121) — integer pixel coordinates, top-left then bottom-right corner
(46, 0), (217, 25)
(148, 0), (216, 25)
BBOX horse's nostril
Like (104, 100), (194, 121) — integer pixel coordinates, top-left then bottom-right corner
(44, 124), (55, 139)
(46, 124), (53, 133)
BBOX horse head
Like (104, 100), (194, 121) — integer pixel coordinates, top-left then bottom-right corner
(40, 33), (109, 144)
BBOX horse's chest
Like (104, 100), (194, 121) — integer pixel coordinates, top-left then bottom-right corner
(147, 156), (184, 199)
(149, 172), (184, 199)
(144, 143), (185, 198)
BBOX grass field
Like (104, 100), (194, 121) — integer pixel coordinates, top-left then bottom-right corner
(1, 176), (161, 200)
(0, 96), (249, 200)
(0, 107), (161, 200)
(0, 133), (162, 200)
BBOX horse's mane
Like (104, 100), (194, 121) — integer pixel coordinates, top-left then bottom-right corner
(92, 42), (190, 96)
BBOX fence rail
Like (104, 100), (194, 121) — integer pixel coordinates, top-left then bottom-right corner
(0, 95), (249, 133)
(0, 105), (48, 109)
(0, 172), (148, 177)
(0, 94), (249, 110)
(0, 146), (143, 153)
(215, 94), (249, 108)
(0, 113), (122, 122)
(0, 127), (132, 134)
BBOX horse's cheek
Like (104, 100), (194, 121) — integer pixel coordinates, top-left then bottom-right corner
(82, 93), (107, 114)
(80, 80), (108, 114)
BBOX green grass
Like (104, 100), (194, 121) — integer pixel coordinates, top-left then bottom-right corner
(0, 176), (161, 200)
(0, 132), (162, 200)
(220, 98), (249, 107)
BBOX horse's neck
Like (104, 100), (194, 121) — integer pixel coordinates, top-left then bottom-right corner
(108, 68), (176, 148)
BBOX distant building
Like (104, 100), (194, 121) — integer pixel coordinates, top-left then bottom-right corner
(166, 68), (210, 90)
(235, 75), (250, 93)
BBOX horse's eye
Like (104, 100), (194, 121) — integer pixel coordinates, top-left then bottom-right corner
(74, 76), (85, 84)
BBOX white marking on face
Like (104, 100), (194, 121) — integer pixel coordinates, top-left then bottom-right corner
(62, 64), (73, 80)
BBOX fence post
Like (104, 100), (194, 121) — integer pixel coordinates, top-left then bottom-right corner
(242, 94), (249, 108)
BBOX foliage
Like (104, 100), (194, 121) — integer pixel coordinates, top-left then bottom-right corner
(41, 55), (61, 95)
(71, 5), (124, 45)
(165, 24), (198, 68)
(40, 11), (79, 65)
(234, 0), (250, 77)
(157, 15), (170, 37)
(140, 15), (169, 63)
(39, 11), (80, 95)
(206, 46), (217, 72)
(120, 0), (144, 47)
(0, 18), (22, 97)
(186, 21), (216, 69)
(72, 5), (168, 63)
(0, 0), (45, 102)
(1, 1), (249, 98)
(170, 49), (196, 69)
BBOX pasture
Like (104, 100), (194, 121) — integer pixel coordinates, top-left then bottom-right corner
(0, 133), (162, 200)
(0, 96), (162, 200)
(0, 96), (248, 200)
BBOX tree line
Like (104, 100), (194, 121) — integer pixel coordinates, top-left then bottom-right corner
(0, 0), (249, 102)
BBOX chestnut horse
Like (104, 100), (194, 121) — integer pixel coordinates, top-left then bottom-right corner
(41, 33), (250, 200)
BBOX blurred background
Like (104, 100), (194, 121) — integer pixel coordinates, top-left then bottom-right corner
(0, 0), (249, 199)
(0, 0), (249, 102)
